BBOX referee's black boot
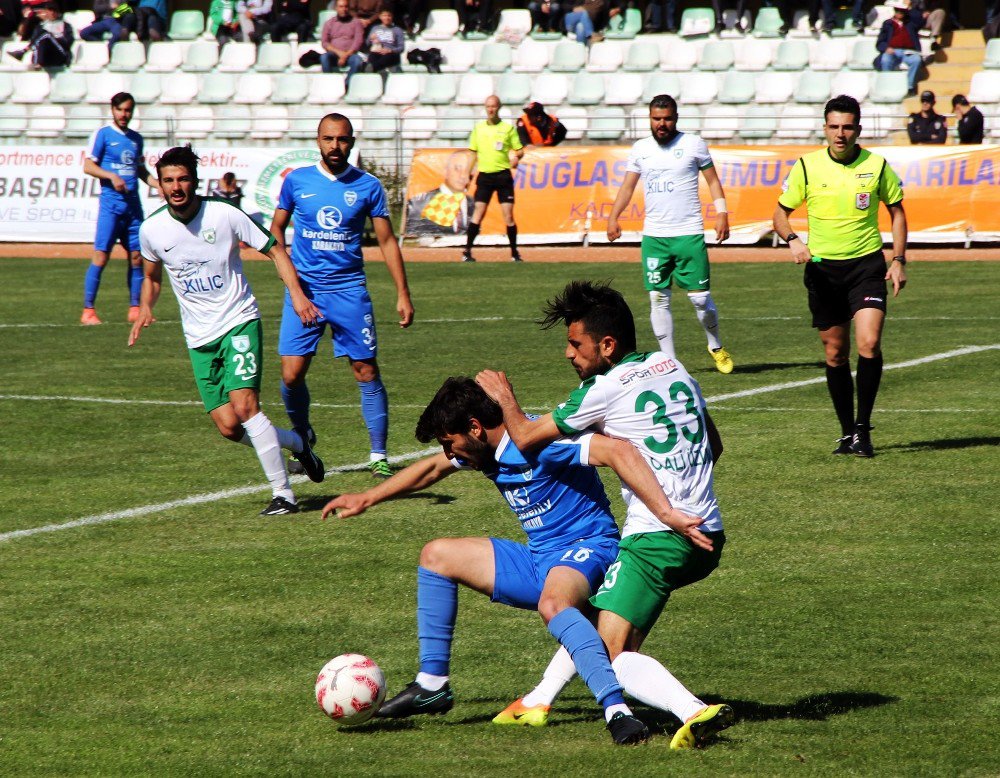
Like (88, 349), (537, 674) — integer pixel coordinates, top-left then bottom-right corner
(850, 424), (874, 458)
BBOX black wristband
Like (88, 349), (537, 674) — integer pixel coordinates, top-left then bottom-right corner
(784, 232), (799, 244)
(892, 255), (907, 265)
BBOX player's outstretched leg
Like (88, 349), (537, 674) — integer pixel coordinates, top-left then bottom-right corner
(242, 412), (299, 515)
(689, 291), (733, 374)
(493, 646), (576, 726)
(669, 703), (735, 750)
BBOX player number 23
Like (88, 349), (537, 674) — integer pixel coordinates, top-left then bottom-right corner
(232, 351), (258, 377)
(634, 381), (704, 454)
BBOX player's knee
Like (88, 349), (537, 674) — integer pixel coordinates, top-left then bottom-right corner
(687, 291), (713, 311)
(419, 538), (454, 573)
(855, 336), (882, 358)
(536, 593), (569, 625)
(281, 365), (306, 386)
(352, 360), (379, 383)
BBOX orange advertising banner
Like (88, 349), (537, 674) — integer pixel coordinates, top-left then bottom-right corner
(403, 144), (1000, 244)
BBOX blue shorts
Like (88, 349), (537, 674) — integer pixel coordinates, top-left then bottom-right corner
(278, 286), (377, 361)
(490, 536), (619, 611)
(94, 196), (143, 253)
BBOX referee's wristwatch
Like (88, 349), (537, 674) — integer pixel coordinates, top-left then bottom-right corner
(891, 255), (907, 265)
(784, 232), (800, 244)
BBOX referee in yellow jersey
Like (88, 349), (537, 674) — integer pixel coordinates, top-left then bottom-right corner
(773, 95), (908, 458)
(463, 94), (525, 263)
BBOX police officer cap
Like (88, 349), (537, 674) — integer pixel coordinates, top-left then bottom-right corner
(920, 90), (935, 103)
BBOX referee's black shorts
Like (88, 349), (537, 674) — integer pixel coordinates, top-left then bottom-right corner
(473, 170), (515, 205)
(803, 250), (888, 329)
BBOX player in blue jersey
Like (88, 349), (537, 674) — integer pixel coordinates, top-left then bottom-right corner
(82, 92), (159, 326)
(271, 113), (414, 478)
(322, 377), (710, 745)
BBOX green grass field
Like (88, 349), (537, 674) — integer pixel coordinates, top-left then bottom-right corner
(1, 256), (997, 777)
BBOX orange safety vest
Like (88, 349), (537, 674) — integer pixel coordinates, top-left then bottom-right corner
(520, 112), (559, 145)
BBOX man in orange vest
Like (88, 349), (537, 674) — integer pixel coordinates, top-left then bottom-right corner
(516, 102), (568, 148)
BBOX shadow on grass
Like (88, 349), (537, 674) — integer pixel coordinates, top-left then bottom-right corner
(295, 492), (457, 514)
(880, 436), (1000, 452)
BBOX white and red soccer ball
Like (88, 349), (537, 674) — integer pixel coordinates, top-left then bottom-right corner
(315, 653), (387, 726)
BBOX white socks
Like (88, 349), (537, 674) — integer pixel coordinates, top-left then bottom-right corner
(242, 412), (294, 501)
(237, 426), (303, 453)
(611, 651), (705, 723)
(649, 290), (675, 359)
(416, 671), (449, 691)
(522, 646), (577, 707)
(688, 291), (722, 351)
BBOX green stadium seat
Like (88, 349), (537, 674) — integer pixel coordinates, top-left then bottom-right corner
(49, 71), (88, 104)
(10, 71), (50, 104)
(549, 40), (587, 72)
(848, 38), (879, 70)
(623, 41), (659, 72)
(530, 27), (563, 41)
(679, 7), (714, 37)
(360, 107), (398, 140)
(167, 10), (205, 41)
(0, 104), (27, 137)
(136, 105), (176, 139)
(289, 104), (327, 140)
(698, 40), (735, 71)
(213, 104), (251, 140)
(249, 105), (289, 140)
(476, 42), (512, 73)
(255, 42), (293, 72)
(739, 104), (777, 140)
(752, 7), (785, 37)
(314, 10), (335, 39)
(984, 39), (1000, 69)
(605, 7), (641, 40)
(772, 40), (809, 71)
(642, 72), (681, 103)
(587, 106), (626, 140)
(128, 71), (162, 104)
(0, 72), (11, 102)
(437, 106), (476, 140)
(567, 71), (605, 105)
(869, 71), (908, 103)
(420, 73), (458, 105)
(198, 72), (236, 104)
(182, 40), (220, 72)
(107, 41), (146, 72)
(344, 72), (383, 105)
(496, 72), (532, 107)
(718, 71), (755, 104)
(65, 104), (103, 139)
(271, 72), (310, 105)
(793, 70), (831, 103)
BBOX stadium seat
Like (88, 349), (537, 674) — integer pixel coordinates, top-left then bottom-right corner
(810, 39), (848, 71)
(739, 104), (777, 139)
(967, 71), (1000, 104)
(49, 70), (88, 104)
(159, 72), (200, 105)
(828, 9), (858, 36)
(0, 72), (12, 102)
(679, 72), (718, 105)
(217, 42), (257, 72)
(288, 104), (327, 140)
(793, 70), (831, 103)
(126, 72), (160, 104)
(623, 41), (659, 72)
(549, 40), (587, 73)
(455, 73), (494, 105)
(698, 40), (735, 71)
(496, 8), (532, 38)
(831, 71), (870, 102)
(440, 40), (476, 73)
(401, 106), (438, 140)
(313, 10), (335, 40)
(145, 41), (184, 72)
(869, 70), (909, 103)
(529, 72), (569, 106)
(420, 73), (458, 105)
(65, 104), (103, 139)
(437, 105), (476, 140)
(182, 40), (220, 72)
(292, 42), (324, 72)
(718, 8), (751, 37)
(135, 105), (176, 139)
(198, 71), (236, 104)
(0, 104), (27, 137)
(271, 72), (310, 104)
(63, 10), (96, 36)
(787, 10), (820, 37)
(751, 6), (785, 37)
(627, 106), (649, 139)
(772, 39), (810, 71)
(605, 7), (641, 40)
(108, 41), (146, 72)
(985, 39), (1000, 69)
(642, 72), (682, 103)
(679, 7), (714, 37)
(559, 107), (588, 140)
(381, 72), (420, 104)
(604, 72), (643, 105)
(735, 38), (773, 70)
(848, 38), (879, 70)
(250, 105), (289, 140)
(85, 73), (127, 105)
(167, 10), (205, 41)
(755, 71), (796, 103)
(70, 41), (110, 73)
(177, 105), (214, 140)
(10, 71), (50, 103)
(776, 104), (821, 139)
(27, 104), (65, 138)
(587, 106), (626, 140)
(658, 38), (697, 71)
(496, 72), (532, 107)
(701, 105), (739, 140)
(568, 71), (605, 105)
(860, 101), (895, 138)
(233, 73), (273, 104)
(421, 9), (460, 40)
(864, 4), (894, 35)
(255, 42), (293, 72)
(359, 107), (398, 140)
(587, 41), (624, 73)
(511, 37), (549, 72)
(212, 104), (251, 140)
(718, 71), (755, 104)
(0, 41), (30, 72)
(476, 42), (513, 73)
(344, 72), (384, 104)
(676, 106), (701, 133)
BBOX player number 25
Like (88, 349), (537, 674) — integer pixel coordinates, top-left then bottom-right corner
(635, 381), (704, 454)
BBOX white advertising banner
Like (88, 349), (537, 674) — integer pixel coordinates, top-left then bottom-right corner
(0, 144), (359, 243)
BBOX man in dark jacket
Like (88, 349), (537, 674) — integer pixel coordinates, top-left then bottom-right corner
(516, 102), (567, 148)
(10, 3), (73, 67)
(876, 0), (924, 97)
(271, 0), (312, 41)
(952, 95), (984, 144)
(907, 90), (947, 144)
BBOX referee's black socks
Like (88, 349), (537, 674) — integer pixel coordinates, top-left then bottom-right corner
(825, 363), (855, 436)
(506, 225), (518, 252)
(466, 222), (480, 250)
(855, 354), (883, 429)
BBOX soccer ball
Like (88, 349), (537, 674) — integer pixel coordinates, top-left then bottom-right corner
(314, 653), (386, 726)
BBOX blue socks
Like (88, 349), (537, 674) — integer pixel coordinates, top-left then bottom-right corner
(416, 566), (457, 676)
(83, 263), (104, 308)
(358, 378), (388, 455)
(127, 263), (143, 306)
(280, 381), (311, 432)
(547, 608), (625, 708)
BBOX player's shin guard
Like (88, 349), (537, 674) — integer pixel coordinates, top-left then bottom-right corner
(649, 290), (675, 359)
(855, 354), (883, 428)
(611, 651), (705, 723)
(416, 566), (458, 676)
(241, 412), (293, 500)
(547, 608), (624, 708)
(127, 263), (143, 306)
(825, 363), (855, 435)
(83, 263), (105, 308)
(688, 291), (722, 351)
(280, 380), (311, 432)
(358, 378), (388, 455)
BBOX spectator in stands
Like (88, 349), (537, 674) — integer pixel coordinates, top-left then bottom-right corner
(385, 0), (427, 37)
(642, 0), (676, 33)
(712, 0), (747, 33)
(579, 0), (625, 38)
(80, 0), (136, 49)
(210, 0), (241, 44)
(17, 0), (51, 40)
(916, 0), (947, 50)
(563, 3), (594, 43)
(364, 7), (404, 79)
(808, 0), (836, 34)
(453, 0), (493, 37)
(321, 0), (364, 83)
(529, 0), (563, 33)
(875, 0), (925, 97)
(134, 0), (167, 41)
(0, 0), (19, 38)
(211, 172), (244, 207)
(237, 0), (272, 43)
(951, 94), (984, 144)
(348, 0), (382, 29)
(10, 2), (73, 68)
(517, 102), (567, 148)
(907, 90), (947, 143)
(270, 0), (311, 42)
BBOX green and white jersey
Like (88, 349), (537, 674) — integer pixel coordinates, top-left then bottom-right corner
(552, 351), (722, 538)
(627, 133), (714, 238)
(139, 197), (276, 348)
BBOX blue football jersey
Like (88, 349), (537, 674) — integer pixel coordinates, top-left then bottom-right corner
(86, 124), (145, 203)
(277, 164), (390, 293)
(455, 432), (619, 555)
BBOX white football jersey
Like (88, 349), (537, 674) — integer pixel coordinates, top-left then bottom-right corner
(139, 197), (275, 348)
(626, 133), (714, 238)
(552, 351), (722, 538)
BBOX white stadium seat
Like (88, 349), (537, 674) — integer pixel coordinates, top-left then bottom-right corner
(198, 72), (236, 104)
(831, 71), (871, 102)
(88, 72), (130, 104)
(217, 42), (257, 72)
(679, 72), (718, 105)
(135, 105), (176, 139)
(27, 104), (66, 138)
(306, 72), (347, 104)
(642, 72), (681, 103)
(233, 72), (274, 104)
(455, 73), (494, 105)
(810, 39), (848, 71)
(603, 72), (643, 106)
(159, 72), (200, 104)
(421, 9), (460, 40)
(359, 107), (398, 139)
(968, 71), (1000, 104)
(495, 8), (532, 37)
(511, 38), (549, 72)
(700, 105), (740, 140)
(776, 104), (822, 139)
(735, 38), (773, 71)
(529, 72), (569, 106)
(586, 41), (624, 72)
(0, 104), (27, 137)
(382, 73), (421, 105)
(658, 38), (697, 71)
(401, 106), (438, 140)
(559, 107), (588, 140)
(270, 72), (309, 104)
(145, 41), (184, 72)
(182, 40), (220, 72)
(0, 41), (30, 72)
(70, 41), (110, 72)
(177, 105), (215, 140)
(440, 39), (476, 72)
(65, 104), (103, 139)
(250, 105), (289, 140)
(49, 71), (88, 104)
(755, 71), (797, 104)
(11, 71), (51, 103)
(213, 104), (251, 140)
(108, 41), (146, 72)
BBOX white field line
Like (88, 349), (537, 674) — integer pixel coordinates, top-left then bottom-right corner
(2, 344), (996, 543)
(712, 407), (991, 413)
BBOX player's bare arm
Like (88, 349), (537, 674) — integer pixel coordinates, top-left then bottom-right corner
(83, 157), (126, 194)
(372, 216), (414, 328)
(475, 369), (561, 452)
(701, 165), (730, 243)
(127, 259), (162, 346)
(138, 161), (159, 194)
(269, 207), (292, 251)
(322, 452), (457, 518)
(886, 202), (908, 297)
(265, 242), (321, 326)
(587, 434), (714, 552)
(606, 171), (640, 242)
(773, 204), (812, 264)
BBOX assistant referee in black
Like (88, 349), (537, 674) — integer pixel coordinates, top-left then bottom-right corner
(773, 94), (908, 458)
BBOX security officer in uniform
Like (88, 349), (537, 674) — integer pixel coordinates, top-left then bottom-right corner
(772, 94), (908, 458)
(907, 90), (947, 145)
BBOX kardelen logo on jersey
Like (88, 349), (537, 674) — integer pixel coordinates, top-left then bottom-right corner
(316, 206), (343, 229)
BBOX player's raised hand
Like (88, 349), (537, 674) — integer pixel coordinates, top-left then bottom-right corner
(321, 493), (370, 519)
(397, 291), (414, 328)
(662, 508), (714, 552)
(475, 369), (514, 404)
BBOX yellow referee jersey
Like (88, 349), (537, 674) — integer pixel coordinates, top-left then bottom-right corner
(468, 120), (522, 174)
(778, 147), (903, 260)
